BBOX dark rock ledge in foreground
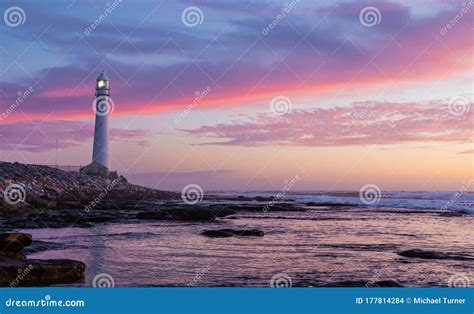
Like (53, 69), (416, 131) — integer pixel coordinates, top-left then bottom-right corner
(0, 233), (85, 287)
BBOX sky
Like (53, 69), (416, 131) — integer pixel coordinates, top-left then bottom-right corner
(0, 0), (473, 192)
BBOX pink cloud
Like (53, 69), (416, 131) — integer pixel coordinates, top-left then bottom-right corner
(181, 101), (474, 147)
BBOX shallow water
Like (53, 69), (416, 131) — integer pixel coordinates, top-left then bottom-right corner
(21, 193), (474, 287)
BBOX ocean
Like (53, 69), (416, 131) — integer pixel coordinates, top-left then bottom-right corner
(21, 191), (473, 287)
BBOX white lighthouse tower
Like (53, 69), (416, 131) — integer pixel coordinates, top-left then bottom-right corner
(92, 71), (110, 168)
(80, 72), (114, 178)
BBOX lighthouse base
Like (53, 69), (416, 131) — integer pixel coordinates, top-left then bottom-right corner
(80, 161), (109, 178)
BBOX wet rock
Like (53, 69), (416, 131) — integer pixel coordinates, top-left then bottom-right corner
(0, 258), (85, 287)
(0, 233), (32, 253)
(365, 280), (404, 287)
(135, 211), (168, 220)
(321, 243), (399, 252)
(214, 203), (301, 212)
(0, 232), (85, 286)
(201, 229), (233, 238)
(201, 229), (264, 238)
(237, 229), (265, 236)
(0, 251), (26, 260)
(306, 202), (355, 207)
(136, 207), (235, 222)
(254, 196), (275, 202)
(237, 196), (252, 200)
(398, 249), (474, 261)
(438, 211), (465, 217)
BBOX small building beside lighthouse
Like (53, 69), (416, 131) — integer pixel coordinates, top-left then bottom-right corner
(80, 72), (116, 179)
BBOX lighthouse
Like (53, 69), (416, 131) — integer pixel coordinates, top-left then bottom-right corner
(92, 71), (110, 169)
(80, 72), (115, 178)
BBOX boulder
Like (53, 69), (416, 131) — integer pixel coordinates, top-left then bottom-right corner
(236, 229), (265, 236)
(0, 233), (32, 253)
(201, 229), (234, 238)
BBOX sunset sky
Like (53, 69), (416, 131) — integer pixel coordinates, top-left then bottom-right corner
(0, 0), (472, 191)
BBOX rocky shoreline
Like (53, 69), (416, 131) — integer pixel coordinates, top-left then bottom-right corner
(3, 161), (466, 287)
(0, 162), (310, 286)
(0, 161), (178, 212)
(0, 233), (85, 286)
(0, 161), (178, 287)
(0, 161), (310, 230)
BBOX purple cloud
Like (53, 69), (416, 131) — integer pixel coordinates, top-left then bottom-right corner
(1, 1), (472, 120)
